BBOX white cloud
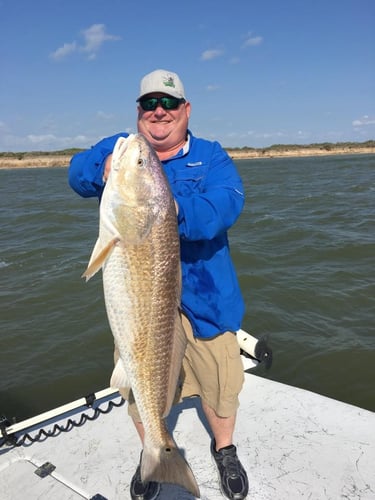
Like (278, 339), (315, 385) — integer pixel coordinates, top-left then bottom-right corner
(206, 84), (220, 91)
(0, 133), (95, 151)
(242, 33), (263, 48)
(27, 134), (57, 144)
(50, 42), (77, 60)
(50, 24), (121, 61)
(80, 24), (121, 58)
(96, 111), (114, 120)
(200, 49), (224, 61)
(24, 133), (99, 150)
(352, 115), (375, 127)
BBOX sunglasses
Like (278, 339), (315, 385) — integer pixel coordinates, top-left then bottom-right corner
(138, 96), (186, 111)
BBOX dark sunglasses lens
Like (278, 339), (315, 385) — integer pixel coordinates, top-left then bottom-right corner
(140, 98), (158, 111)
(139, 97), (183, 111)
(160, 97), (179, 109)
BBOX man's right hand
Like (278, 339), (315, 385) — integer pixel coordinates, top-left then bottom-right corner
(103, 153), (113, 182)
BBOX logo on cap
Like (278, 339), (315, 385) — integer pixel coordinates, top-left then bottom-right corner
(163, 76), (176, 89)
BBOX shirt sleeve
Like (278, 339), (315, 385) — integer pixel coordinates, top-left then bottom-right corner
(175, 143), (245, 241)
(68, 133), (128, 198)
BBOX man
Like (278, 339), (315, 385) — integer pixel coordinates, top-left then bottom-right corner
(69, 69), (249, 500)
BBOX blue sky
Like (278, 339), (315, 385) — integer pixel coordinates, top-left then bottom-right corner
(1, 0), (374, 151)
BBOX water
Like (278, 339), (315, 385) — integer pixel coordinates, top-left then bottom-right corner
(1, 154), (374, 422)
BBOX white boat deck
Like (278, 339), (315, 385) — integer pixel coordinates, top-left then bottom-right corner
(1, 368), (374, 500)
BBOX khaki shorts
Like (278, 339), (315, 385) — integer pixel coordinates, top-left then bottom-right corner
(115, 314), (244, 420)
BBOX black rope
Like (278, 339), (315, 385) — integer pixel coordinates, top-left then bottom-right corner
(0, 396), (125, 448)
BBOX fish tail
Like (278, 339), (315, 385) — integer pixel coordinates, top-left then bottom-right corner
(141, 443), (200, 498)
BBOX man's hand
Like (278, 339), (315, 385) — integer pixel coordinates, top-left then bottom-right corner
(103, 153), (113, 182)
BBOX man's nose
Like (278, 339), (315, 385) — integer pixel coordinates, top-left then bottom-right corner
(153, 103), (166, 114)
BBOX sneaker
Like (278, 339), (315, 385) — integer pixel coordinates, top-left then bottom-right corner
(130, 459), (161, 500)
(211, 440), (249, 500)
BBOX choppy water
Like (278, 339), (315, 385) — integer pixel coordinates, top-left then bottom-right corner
(1, 154), (374, 422)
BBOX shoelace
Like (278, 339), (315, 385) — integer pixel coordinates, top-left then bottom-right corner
(222, 454), (242, 477)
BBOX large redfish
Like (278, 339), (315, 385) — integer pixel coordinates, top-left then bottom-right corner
(82, 134), (199, 497)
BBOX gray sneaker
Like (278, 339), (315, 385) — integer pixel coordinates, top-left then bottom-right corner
(130, 456), (161, 500)
(211, 440), (249, 499)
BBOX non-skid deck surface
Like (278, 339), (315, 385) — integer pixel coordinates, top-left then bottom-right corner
(1, 373), (374, 499)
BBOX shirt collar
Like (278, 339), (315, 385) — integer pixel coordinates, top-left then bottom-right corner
(167, 130), (191, 160)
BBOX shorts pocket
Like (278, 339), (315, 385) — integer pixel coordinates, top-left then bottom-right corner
(222, 334), (245, 396)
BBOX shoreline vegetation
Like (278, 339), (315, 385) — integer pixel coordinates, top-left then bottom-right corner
(0, 140), (374, 169)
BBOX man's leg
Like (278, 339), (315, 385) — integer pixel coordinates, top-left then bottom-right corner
(201, 401), (236, 450)
(203, 403), (248, 500)
(132, 419), (145, 443)
(180, 316), (249, 499)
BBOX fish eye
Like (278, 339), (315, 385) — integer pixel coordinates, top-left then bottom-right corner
(138, 158), (146, 168)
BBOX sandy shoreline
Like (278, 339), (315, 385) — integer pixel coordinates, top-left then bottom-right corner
(229, 146), (375, 160)
(0, 147), (374, 169)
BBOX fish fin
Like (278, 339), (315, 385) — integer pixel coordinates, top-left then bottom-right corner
(142, 442), (200, 498)
(82, 237), (120, 281)
(110, 358), (130, 389)
(162, 313), (187, 418)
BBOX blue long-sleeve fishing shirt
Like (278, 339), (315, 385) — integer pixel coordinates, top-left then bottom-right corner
(68, 130), (245, 338)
